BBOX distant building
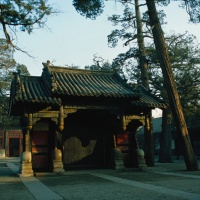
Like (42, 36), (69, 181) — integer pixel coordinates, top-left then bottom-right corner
(137, 117), (162, 135)
(137, 117), (200, 158)
(0, 130), (5, 157)
(0, 129), (23, 157)
(136, 117), (175, 154)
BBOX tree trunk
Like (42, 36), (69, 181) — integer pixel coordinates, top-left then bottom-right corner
(144, 112), (154, 166)
(159, 87), (173, 163)
(146, 0), (199, 171)
(135, 0), (149, 89)
(158, 107), (173, 163)
(135, 0), (154, 166)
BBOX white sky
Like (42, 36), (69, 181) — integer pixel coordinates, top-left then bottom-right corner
(6, 0), (199, 77)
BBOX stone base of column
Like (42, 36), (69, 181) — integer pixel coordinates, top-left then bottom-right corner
(136, 149), (147, 171)
(51, 148), (64, 173)
(114, 158), (125, 170)
(19, 162), (34, 176)
(0, 149), (5, 157)
(52, 160), (65, 173)
(19, 151), (33, 176)
(113, 148), (125, 170)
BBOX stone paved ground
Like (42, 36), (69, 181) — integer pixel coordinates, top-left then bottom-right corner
(0, 158), (35, 200)
(0, 157), (200, 200)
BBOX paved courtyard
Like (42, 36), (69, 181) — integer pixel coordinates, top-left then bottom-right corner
(0, 157), (200, 200)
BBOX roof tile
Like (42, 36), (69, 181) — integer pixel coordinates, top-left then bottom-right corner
(10, 65), (167, 110)
(12, 76), (61, 105)
(43, 66), (139, 98)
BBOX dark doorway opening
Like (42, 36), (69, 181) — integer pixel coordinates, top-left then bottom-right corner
(9, 138), (20, 157)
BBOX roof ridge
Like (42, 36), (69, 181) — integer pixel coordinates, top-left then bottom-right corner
(20, 75), (42, 81)
(45, 65), (116, 75)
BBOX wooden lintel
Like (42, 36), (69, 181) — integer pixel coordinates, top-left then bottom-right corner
(64, 108), (77, 115)
(32, 112), (59, 118)
(63, 105), (120, 111)
(125, 115), (145, 120)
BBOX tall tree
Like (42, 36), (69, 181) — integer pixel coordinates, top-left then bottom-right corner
(108, 1), (169, 165)
(134, 0), (155, 166)
(144, 32), (200, 162)
(146, 0), (198, 170)
(147, 33), (200, 125)
(0, 38), (30, 130)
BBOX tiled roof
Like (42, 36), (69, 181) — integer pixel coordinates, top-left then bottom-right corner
(42, 66), (140, 98)
(10, 75), (61, 105)
(132, 86), (167, 109)
(9, 64), (167, 110)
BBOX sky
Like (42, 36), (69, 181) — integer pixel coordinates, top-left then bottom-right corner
(1, 1), (200, 117)
(6, 0), (199, 77)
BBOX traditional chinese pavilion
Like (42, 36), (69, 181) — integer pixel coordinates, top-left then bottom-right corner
(9, 61), (166, 174)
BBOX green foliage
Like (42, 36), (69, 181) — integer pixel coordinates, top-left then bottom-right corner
(105, 1), (200, 126)
(156, 0), (200, 23)
(0, 39), (16, 95)
(178, 0), (200, 23)
(106, 2), (200, 125)
(0, 0), (54, 49)
(107, 2), (167, 49)
(0, 38), (30, 129)
(85, 54), (114, 70)
(107, 5), (137, 48)
(72, 0), (104, 19)
(145, 33), (200, 125)
(84, 54), (128, 82)
(71, 0), (200, 26)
